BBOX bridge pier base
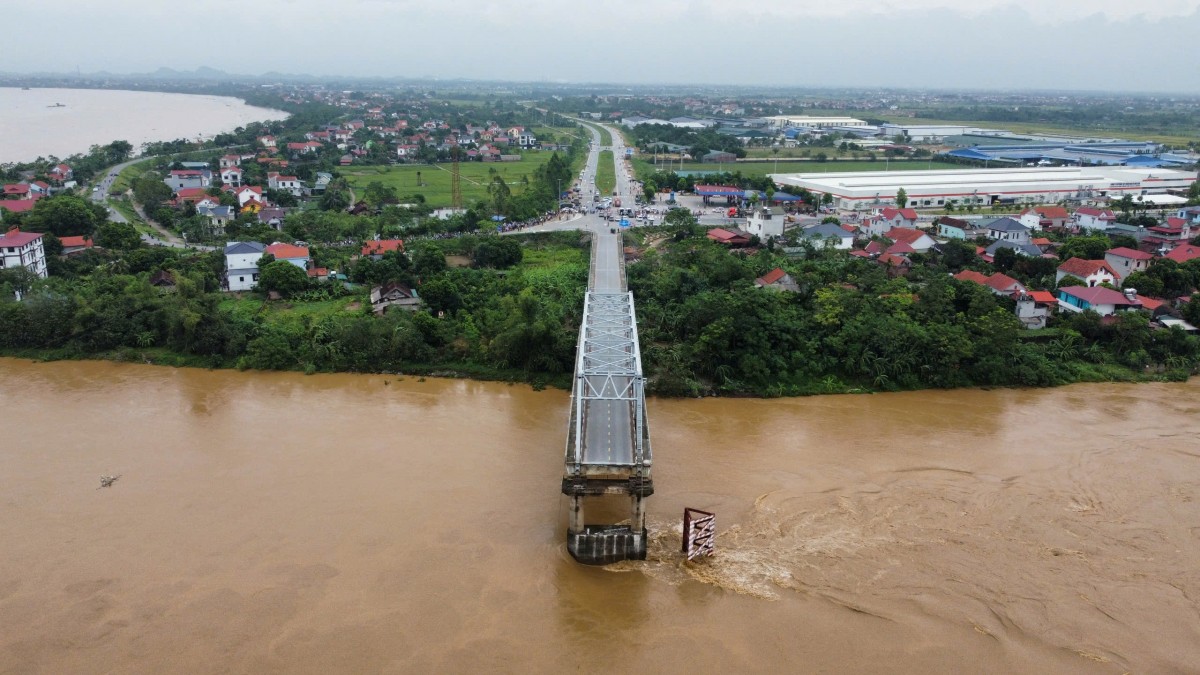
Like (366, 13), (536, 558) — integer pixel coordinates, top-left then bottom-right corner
(565, 493), (649, 565)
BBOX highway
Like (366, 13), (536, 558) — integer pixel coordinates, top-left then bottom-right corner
(571, 121), (640, 470)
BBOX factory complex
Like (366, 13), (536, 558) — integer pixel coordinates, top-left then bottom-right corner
(768, 166), (1198, 211)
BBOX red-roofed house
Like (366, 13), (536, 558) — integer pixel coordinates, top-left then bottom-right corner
(953, 269), (990, 285)
(0, 199), (39, 216)
(754, 267), (799, 292)
(265, 242), (310, 270)
(706, 228), (750, 246)
(1056, 258), (1116, 287)
(0, 227), (48, 279)
(879, 207), (918, 229)
(985, 272), (1025, 296)
(1165, 244), (1200, 264)
(1075, 207), (1116, 232)
(362, 239), (405, 259)
(59, 235), (95, 255)
(1143, 217), (1192, 249)
(306, 267), (330, 282)
(884, 226), (936, 253)
(49, 164), (73, 183)
(1019, 206), (1070, 231)
(1104, 247), (1153, 282)
(3, 184), (31, 198)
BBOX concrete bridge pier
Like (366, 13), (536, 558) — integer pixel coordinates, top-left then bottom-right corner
(563, 480), (653, 564)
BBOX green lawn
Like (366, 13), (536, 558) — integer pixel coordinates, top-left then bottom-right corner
(218, 296), (363, 326)
(595, 151), (615, 195)
(339, 153), (559, 208)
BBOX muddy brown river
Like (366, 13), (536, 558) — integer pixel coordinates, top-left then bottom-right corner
(1, 358), (1197, 673)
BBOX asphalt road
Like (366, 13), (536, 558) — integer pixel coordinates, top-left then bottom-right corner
(572, 123), (639, 469)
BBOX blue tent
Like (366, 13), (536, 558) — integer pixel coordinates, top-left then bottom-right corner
(770, 191), (804, 202)
(491, 215), (506, 222)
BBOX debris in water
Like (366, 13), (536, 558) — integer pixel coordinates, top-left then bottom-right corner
(98, 474), (121, 489)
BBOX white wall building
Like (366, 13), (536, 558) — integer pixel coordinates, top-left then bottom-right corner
(769, 167), (1198, 212)
(224, 241), (265, 292)
(745, 207), (785, 239)
(763, 116), (868, 130)
(0, 228), (47, 279)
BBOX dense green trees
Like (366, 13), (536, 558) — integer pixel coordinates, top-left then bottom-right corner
(21, 195), (106, 237)
(626, 234), (1200, 396)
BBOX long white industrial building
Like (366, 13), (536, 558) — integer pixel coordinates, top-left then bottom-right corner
(769, 166), (1197, 211)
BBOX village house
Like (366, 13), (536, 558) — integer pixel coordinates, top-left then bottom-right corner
(953, 269), (1026, 297)
(258, 208), (286, 230)
(258, 135), (277, 148)
(1075, 207), (1117, 232)
(1142, 217), (1192, 251)
(164, 169), (212, 191)
(754, 267), (800, 292)
(1056, 258), (1117, 287)
(220, 166), (243, 187)
(267, 172), (304, 197)
(0, 227), (48, 279)
(3, 183), (31, 199)
(878, 207), (919, 229)
(1103, 247), (1153, 282)
(1018, 205), (1070, 231)
(800, 222), (854, 249)
(983, 238), (1045, 261)
(218, 155), (241, 169)
(48, 164), (73, 183)
(370, 281), (421, 313)
(1164, 243), (1200, 264)
(885, 226), (936, 253)
(265, 242), (310, 270)
(985, 217), (1031, 244)
(1057, 286), (1142, 316)
(745, 206), (785, 240)
(706, 228), (751, 246)
(59, 235), (95, 255)
(0, 199), (40, 219)
(935, 216), (986, 240)
(362, 239), (405, 260)
(1017, 290), (1059, 329)
(197, 204), (235, 234)
(224, 241), (265, 292)
(149, 270), (176, 290)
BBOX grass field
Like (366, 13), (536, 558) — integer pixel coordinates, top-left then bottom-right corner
(595, 151), (615, 195)
(339, 154), (558, 208)
(636, 159), (962, 179)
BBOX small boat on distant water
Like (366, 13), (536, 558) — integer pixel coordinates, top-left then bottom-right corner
(48, 102), (65, 108)
(21, 87), (31, 90)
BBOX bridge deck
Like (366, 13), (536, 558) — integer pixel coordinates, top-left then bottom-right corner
(563, 124), (652, 564)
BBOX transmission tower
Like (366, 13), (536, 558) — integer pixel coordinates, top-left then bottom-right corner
(451, 146), (463, 210)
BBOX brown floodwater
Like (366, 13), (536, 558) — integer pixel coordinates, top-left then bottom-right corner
(1, 358), (1198, 674)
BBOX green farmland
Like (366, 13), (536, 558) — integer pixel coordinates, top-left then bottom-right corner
(339, 154), (558, 208)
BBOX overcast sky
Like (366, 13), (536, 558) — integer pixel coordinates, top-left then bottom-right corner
(10, 1), (1200, 92)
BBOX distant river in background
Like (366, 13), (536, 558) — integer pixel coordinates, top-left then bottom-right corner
(0, 87), (289, 163)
